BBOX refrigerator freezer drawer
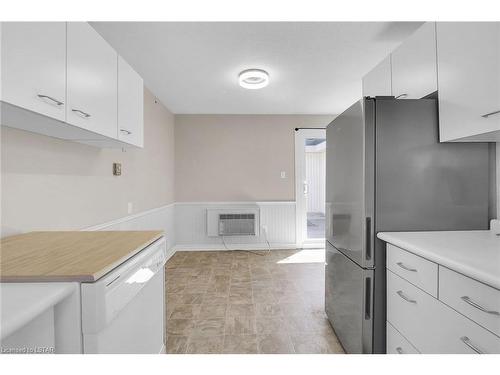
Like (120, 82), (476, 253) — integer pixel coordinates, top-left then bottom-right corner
(386, 244), (438, 297)
(386, 321), (419, 354)
(387, 269), (500, 353)
(325, 241), (374, 353)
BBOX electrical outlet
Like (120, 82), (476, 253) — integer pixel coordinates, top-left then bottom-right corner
(127, 202), (133, 214)
(113, 163), (122, 176)
(262, 225), (268, 234)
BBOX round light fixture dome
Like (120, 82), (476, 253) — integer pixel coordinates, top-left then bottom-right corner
(238, 69), (269, 89)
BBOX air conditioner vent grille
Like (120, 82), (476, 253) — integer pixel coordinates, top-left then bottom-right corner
(219, 213), (256, 236)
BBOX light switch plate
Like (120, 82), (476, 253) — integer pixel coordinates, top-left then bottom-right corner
(280, 171), (286, 179)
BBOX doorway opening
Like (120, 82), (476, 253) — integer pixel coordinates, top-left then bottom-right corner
(295, 129), (326, 247)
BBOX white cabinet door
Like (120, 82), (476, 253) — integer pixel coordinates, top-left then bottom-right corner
(436, 22), (500, 142)
(392, 22), (437, 99)
(118, 56), (144, 147)
(66, 22), (118, 139)
(362, 55), (392, 97)
(1, 22), (66, 121)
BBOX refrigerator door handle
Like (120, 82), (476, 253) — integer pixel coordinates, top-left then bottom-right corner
(365, 217), (372, 261)
(364, 277), (372, 320)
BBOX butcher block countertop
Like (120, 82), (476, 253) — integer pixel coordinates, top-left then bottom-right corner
(0, 231), (164, 282)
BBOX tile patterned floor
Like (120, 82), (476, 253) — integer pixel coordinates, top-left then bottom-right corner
(165, 249), (345, 354)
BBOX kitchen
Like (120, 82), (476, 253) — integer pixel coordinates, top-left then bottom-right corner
(0, 1), (499, 373)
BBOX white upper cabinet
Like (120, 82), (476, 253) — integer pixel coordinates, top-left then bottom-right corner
(391, 22), (437, 99)
(118, 56), (144, 147)
(362, 55), (392, 97)
(1, 22), (66, 122)
(66, 22), (118, 139)
(436, 22), (500, 142)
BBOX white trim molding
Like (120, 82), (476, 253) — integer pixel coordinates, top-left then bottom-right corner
(79, 200), (313, 258)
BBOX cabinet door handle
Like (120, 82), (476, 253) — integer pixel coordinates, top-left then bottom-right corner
(395, 93), (408, 99)
(461, 296), (500, 316)
(396, 262), (417, 272)
(72, 109), (91, 119)
(120, 129), (132, 135)
(481, 110), (500, 118)
(460, 336), (484, 354)
(395, 347), (404, 354)
(396, 290), (417, 304)
(37, 94), (64, 106)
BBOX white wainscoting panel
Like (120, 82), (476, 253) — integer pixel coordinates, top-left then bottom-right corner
(174, 201), (296, 251)
(85, 203), (176, 259)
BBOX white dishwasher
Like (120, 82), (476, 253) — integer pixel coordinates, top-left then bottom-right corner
(81, 237), (166, 354)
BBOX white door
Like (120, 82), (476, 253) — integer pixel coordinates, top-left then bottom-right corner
(391, 22), (437, 99)
(1, 22), (66, 121)
(295, 128), (326, 247)
(118, 56), (144, 147)
(66, 22), (118, 139)
(436, 22), (500, 141)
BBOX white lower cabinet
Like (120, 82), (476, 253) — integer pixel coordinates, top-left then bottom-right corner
(387, 269), (500, 354)
(386, 321), (419, 354)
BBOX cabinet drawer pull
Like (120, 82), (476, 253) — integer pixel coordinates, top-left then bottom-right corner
(481, 110), (500, 118)
(72, 109), (91, 119)
(397, 290), (417, 304)
(37, 94), (64, 106)
(396, 262), (417, 272)
(395, 347), (404, 354)
(120, 129), (132, 135)
(395, 94), (408, 99)
(461, 296), (500, 316)
(460, 336), (484, 354)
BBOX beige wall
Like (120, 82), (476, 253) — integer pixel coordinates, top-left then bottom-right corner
(174, 115), (334, 202)
(1, 88), (175, 237)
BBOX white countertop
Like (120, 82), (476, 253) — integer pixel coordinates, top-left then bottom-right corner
(377, 228), (500, 290)
(0, 283), (77, 339)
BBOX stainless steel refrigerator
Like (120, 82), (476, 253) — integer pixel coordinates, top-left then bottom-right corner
(325, 97), (490, 354)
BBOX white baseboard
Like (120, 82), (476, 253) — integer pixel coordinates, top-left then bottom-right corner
(173, 242), (298, 252)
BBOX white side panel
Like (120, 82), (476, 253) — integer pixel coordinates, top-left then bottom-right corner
(175, 202), (296, 249)
(1, 307), (55, 354)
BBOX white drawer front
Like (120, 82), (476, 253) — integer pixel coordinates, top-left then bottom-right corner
(386, 321), (419, 354)
(386, 244), (438, 297)
(387, 269), (500, 353)
(439, 266), (500, 337)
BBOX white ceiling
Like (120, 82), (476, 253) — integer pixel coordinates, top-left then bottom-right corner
(91, 22), (423, 115)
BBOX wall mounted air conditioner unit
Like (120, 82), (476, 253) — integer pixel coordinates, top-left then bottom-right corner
(207, 208), (260, 237)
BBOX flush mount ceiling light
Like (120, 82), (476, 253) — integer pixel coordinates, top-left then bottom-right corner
(238, 69), (270, 89)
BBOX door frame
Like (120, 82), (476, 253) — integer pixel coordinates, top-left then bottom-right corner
(294, 128), (326, 248)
